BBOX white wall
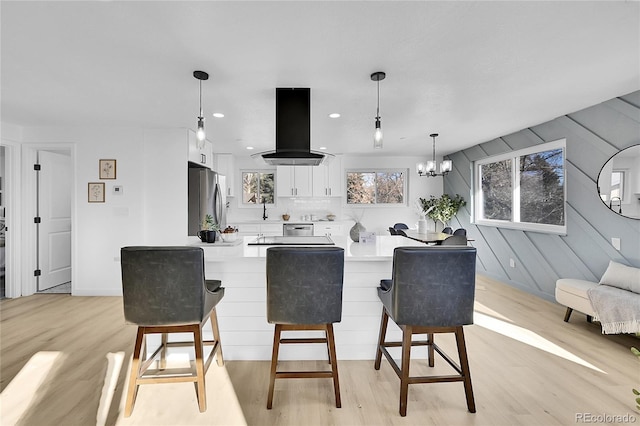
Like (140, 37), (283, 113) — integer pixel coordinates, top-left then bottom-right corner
(17, 126), (189, 296)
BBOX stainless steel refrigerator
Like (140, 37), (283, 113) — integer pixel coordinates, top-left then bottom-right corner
(188, 167), (227, 236)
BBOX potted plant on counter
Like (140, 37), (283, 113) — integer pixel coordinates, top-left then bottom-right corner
(199, 214), (220, 243)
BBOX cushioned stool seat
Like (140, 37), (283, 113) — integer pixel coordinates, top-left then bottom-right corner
(555, 278), (597, 321)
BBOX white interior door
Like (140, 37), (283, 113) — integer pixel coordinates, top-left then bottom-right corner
(38, 151), (72, 291)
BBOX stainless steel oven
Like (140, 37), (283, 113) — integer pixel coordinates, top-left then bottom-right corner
(283, 223), (314, 236)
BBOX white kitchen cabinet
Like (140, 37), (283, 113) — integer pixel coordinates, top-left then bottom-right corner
(260, 223), (283, 236)
(277, 166), (312, 197)
(312, 156), (343, 197)
(232, 222), (283, 237)
(187, 129), (213, 169)
(313, 223), (344, 237)
(215, 153), (236, 197)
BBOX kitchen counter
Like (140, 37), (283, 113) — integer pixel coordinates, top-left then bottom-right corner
(191, 235), (424, 261)
(188, 235), (426, 361)
(228, 218), (349, 225)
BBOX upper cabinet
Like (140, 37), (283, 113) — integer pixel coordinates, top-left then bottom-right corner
(312, 155), (343, 197)
(187, 129), (213, 169)
(277, 166), (313, 197)
(214, 153), (236, 197)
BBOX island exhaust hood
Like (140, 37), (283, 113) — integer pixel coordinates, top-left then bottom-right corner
(259, 88), (326, 166)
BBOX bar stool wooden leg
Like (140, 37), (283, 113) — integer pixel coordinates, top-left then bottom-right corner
(159, 333), (168, 370)
(267, 324), (282, 409)
(374, 307), (389, 370)
(125, 327), (145, 417)
(455, 326), (476, 413)
(326, 324), (341, 408)
(210, 308), (224, 367)
(193, 325), (207, 413)
(399, 325), (412, 417)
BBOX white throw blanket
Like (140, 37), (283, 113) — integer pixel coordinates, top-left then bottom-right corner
(587, 284), (640, 334)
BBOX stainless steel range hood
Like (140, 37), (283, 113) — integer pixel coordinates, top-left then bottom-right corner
(259, 88), (326, 166)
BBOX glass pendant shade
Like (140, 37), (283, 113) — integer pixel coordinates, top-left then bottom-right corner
(426, 160), (437, 173)
(196, 117), (205, 143)
(373, 118), (383, 149)
(441, 159), (452, 173)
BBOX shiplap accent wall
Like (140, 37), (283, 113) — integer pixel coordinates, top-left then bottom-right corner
(445, 91), (640, 302)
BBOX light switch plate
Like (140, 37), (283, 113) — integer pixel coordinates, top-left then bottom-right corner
(113, 185), (123, 195)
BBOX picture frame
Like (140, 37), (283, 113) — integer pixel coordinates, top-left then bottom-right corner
(99, 159), (117, 179)
(88, 182), (105, 203)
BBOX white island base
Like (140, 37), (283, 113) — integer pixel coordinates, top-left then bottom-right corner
(194, 235), (426, 361)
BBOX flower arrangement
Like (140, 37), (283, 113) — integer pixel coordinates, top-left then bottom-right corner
(419, 194), (466, 227)
(347, 209), (365, 224)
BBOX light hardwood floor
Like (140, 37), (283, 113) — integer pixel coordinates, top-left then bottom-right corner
(1, 275), (638, 426)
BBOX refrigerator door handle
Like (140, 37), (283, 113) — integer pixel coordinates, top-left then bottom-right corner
(214, 183), (223, 227)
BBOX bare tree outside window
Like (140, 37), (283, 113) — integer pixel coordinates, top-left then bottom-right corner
(243, 171), (274, 204)
(519, 148), (564, 225)
(347, 170), (405, 205)
(481, 159), (512, 221)
(475, 139), (566, 233)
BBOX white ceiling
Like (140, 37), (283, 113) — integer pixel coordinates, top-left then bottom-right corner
(2, 1), (639, 158)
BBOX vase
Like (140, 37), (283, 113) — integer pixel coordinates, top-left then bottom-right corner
(350, 222), (366, 242)
(417, 218), (427, 234)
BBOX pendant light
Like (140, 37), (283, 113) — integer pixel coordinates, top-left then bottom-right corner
(193, 70), (209, 148)
(417, 133), (452, 177)
(371, 71), (386, 149)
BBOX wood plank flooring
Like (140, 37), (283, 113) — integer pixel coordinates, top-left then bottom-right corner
(1, 275), (638, 425)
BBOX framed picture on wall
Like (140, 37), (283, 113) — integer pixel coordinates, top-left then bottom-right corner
(88, 182), (105, 203)
(99, 159), (117, 179)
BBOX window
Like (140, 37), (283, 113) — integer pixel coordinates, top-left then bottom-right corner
(242, 171), (275, 205)
(346, 169), (406, 205)
(610, 170), (624, 201)
(474, 139), (566, 233)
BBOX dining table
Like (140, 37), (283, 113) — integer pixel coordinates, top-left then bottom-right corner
(400, 230), (451, 243)
(400, 230), (474, 244)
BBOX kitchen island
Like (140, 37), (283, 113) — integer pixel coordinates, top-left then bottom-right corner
(190, 235), (425, 360)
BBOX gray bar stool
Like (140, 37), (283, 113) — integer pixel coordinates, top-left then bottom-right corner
(265, 246), (345, 409)
(120, 246), (224, 416)
(374, 246), (477, 416)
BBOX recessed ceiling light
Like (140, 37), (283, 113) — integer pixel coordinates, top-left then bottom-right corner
(319, 146), (327, 150)
(246, 146), (254, 150)
(212, 112), (225, 118)
(328, 113), (341, 119)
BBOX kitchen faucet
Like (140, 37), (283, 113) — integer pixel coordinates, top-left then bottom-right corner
(609, 196), (622, 214)
(262, 199), (268, 220)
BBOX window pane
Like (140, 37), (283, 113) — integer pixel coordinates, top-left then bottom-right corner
(610, 171), (623, 200)
(243, 172), (258, 204)
(347, 172), (375, 204)
(375, 171), (404, 204)
(259, 173), (275, 204)
(481, 159), (512, 220)
(519, 148), (564, 225)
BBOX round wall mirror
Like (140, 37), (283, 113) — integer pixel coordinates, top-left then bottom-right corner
(597, 144), (640, 220)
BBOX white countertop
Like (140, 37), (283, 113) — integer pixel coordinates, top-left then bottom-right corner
(227, 219), (349, 225)
(191, 235), (425, 261)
